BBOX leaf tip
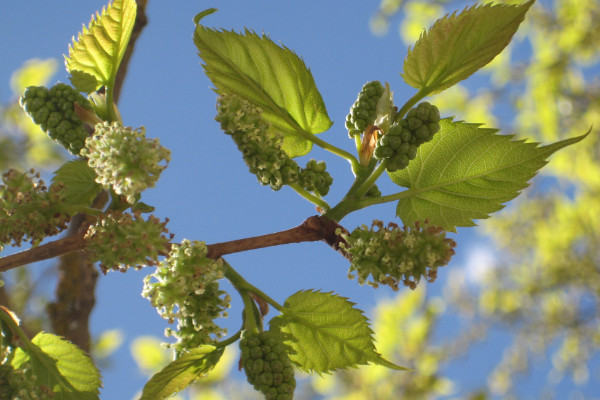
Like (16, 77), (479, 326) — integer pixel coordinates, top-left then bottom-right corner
(194, 8), (218, 25)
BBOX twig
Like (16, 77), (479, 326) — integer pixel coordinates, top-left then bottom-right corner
(0, 235), (87, 273)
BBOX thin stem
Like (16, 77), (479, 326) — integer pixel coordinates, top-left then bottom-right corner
(397, 88), (431, 119)
(215, 329), (242, 348)
(306, 133), (360, 171)
(288, 183), (330, 210)
(224, 264), (285, 313)
(353, 188), (414, 210)
(353, 160), (388, 199)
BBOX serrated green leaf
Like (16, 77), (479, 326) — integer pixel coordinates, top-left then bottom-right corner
(194, 25), (332, 158)
(65, 0), (137, 93)
(270, 290), (405, 374)
(402, 0), (534, 94)
(52, 160), (103, 207)
(140, 345), (224, 400)
(12, 332), (101, 400)
(389, 119), (589, 232)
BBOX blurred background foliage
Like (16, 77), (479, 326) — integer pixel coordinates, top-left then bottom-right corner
(1, 0), (598, 398)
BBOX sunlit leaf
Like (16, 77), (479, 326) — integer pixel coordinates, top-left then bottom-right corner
(402, 0), (534, 94)
(52, 160), (103, 207)
(140, 345), (224, 400)
(194, 24), (332, 157)
(270, 290), (406, 374)
(389, 119), (589, 232)
(12, 332), (101, 400)
(65, 0), (137, 93)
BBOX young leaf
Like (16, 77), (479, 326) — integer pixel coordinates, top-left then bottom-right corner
(140, 345), (224, 400)
(402, 0), (534, 95)
(270, 290), (406, 374)
(52, 160), (103, 207)
(65, 0), (137, 93)
(389, 119), (589, 232)
(194, 25), (332, 158)
(12, 332), (101, 400)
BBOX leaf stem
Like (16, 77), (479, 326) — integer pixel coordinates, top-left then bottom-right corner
(224, 264), (284, 313)
(215, 329), (242, 348)
(397, 88), (431, 119)
(301, 131), (360, 171)
(288, 183), (330, 210)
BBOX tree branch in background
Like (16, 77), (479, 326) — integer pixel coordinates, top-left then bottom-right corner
(47, 1), (149, 352)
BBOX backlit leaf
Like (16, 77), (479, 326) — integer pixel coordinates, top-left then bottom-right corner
(194, 24), (332, 157)
(389, 119), (588, 232)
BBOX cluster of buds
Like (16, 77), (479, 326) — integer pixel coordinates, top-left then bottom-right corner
(0, 169), (70, 249)
(80, 121), (171, 203)
(345, 81), (385, 138)
(299, 159), (333, 197)
(374, 102), (441, 172)
(239, 330), (296, 400)
(215, 94), (301, 191)
(142, 240), (231, 354)
(340, 220), (456, 290)
(85, 212), (172, 272)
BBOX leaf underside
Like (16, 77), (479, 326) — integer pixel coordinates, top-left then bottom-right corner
(194, 26), (332, 158)
(270, 290), (405, 374)
(140, 345), (224, 400)
(402, 0), (534, 94)
(12, 332), (101, 400)
(65, 0), (137, 93)
(52, 160), (103, 207)
(389, 119), (589, 232)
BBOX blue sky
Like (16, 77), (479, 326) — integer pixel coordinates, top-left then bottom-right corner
(0, 1), (575, 399)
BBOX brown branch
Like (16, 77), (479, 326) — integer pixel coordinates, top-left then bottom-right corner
(45, 1), (150, 351)
(206, 215), (352, 262)
(0, 235), (87, 273)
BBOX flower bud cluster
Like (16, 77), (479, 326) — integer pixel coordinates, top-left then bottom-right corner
(341, 220), (456, 290)
(374, 102), (441, 172)
(0, 362), (54, 400)
(20, 83), (93, 155)
(299, 160), (333, 196)
(240, 330), (296, 400)
(85, 212), (171, 273)
(80, 122), (171, 204)
(345, 81), (385, 138)
(215, 94), (301, 191)
(0, 169), (70, 248)
(142, 240), (231, 354)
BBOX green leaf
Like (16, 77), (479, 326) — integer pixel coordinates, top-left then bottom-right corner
(389, 119), (589, 232)
(194, 25), (332, 158)
(140, 345), (224, 400)
(402, 0), (534, 95)
(52, 160), (103, 207)
(270, 290), (406, 374)
(12, 332), (101, 400)
(65, 0), (137, 93)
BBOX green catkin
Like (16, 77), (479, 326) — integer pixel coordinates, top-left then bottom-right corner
(298, 159), (333, 196)
(0, 169), (70, 249)
(240, 330), (296, 400)
(341, 220), (456, 290)
(345, 81), (385, 138)
(215, 94), (300, 191)
(20, 83), (93, 155)
(142, 240), (231, 355)
(85, 212), (172, 272)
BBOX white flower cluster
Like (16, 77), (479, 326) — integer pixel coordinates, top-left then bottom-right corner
(81, 121), (170, 203)
(142, 240), (231, 353)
